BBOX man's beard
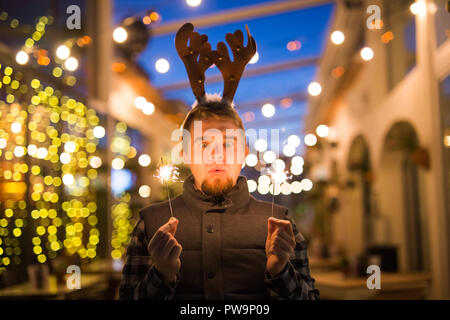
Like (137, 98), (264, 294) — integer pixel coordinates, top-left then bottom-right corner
(201, 176), (234, 197)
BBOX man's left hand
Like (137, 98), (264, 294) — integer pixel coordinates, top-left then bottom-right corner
(265, 217), (296, 277)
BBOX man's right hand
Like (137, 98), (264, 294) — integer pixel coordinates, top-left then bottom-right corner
(147, 217), (182, 283)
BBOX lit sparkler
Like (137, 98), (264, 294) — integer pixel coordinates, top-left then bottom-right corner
(267, 164), (291, 217)
(154, 158), (180, 218)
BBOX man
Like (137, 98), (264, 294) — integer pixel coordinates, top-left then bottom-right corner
(119, 98), (319, 300)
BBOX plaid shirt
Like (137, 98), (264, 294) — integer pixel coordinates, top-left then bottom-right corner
(119, 215), (320, 300)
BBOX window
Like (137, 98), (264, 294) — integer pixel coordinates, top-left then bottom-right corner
(385, 0), (417, 90)
(434, 0), (450, 48)
(438, 75), (450, 266)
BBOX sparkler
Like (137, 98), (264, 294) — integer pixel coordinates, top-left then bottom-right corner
(154, 157), (180, 218)
(267, 164), (290, 217)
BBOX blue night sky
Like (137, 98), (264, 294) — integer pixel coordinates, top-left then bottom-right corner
(114, 0), (335, 148)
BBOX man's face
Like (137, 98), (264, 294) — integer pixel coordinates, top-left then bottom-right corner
(183, 118), (248, 196)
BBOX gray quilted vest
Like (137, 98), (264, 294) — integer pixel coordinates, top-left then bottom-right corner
(140, 175), (287, 300)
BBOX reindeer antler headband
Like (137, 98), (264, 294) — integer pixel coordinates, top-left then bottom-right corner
(175, 22), (257, 107)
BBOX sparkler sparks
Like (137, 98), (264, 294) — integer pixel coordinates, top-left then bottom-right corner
(265, 164), (291, 217)
(154, 158), (181, 218)
(155, 164), (180, 184)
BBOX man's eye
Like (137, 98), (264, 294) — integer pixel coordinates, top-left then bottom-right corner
(200, 143), (208, 148)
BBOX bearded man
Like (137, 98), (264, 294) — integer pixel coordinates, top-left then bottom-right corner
(119, 22), (319, 300)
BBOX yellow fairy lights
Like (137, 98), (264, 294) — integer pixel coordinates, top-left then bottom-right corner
(0, 99), (29, 270)
(0, 58), (102, 272)
(0, 10), (151, 274)
(111, 193), (133, 260)
(110, 122), (138, 260)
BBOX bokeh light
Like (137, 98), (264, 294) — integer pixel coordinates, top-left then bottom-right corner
(138, 154), (151, 167)
(155, 58), (170, 73)
(261, 103), (275, 118)
(331, 30), (345, 45)
(113, 26), (128, 43)
(138, 185), (151, 198)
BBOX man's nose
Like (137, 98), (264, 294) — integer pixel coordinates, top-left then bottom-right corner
(210, 145), (224, 161)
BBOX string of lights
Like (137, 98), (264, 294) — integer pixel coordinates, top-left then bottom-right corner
(0, 12), (103, 273)
(109, 122), (138, 261)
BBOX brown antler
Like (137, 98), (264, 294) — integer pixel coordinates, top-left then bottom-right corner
(214, 24), (257, 104)
(175, 23), (216, 103)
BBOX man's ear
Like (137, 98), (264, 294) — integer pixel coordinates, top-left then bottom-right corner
(181, 146), (190, 164)
(179, 146), (184, 162)
(245, 143), (249, 158)
(180, 136), (189, 164)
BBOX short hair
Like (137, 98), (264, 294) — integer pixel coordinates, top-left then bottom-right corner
(181, 101), (244, 133)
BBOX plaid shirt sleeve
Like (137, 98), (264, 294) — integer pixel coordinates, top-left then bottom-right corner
(118, 218), (181, 300)
(264, 213), (320, 300)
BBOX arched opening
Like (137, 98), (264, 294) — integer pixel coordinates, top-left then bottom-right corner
(346, 135), (373, 252)
(378, 121), (428, 272)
